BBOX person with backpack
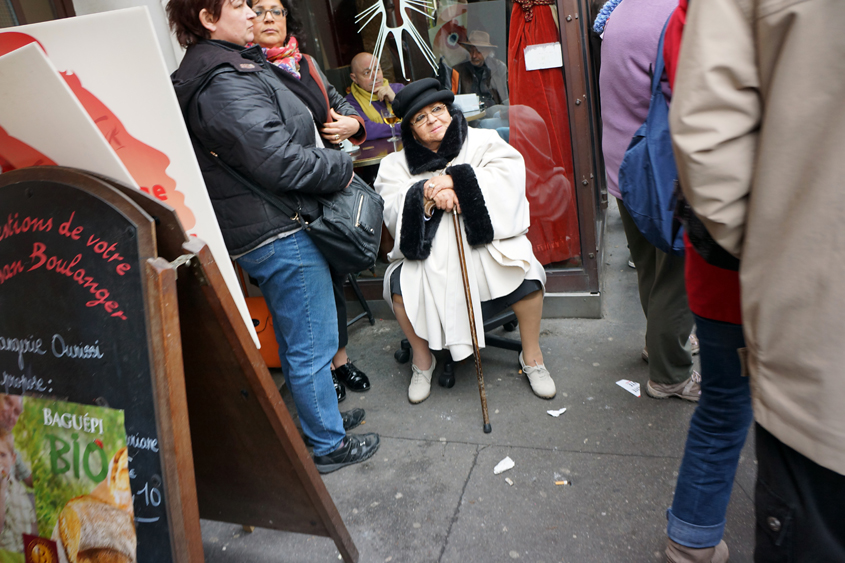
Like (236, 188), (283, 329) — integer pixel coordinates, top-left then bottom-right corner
(598, 0), (700, 401)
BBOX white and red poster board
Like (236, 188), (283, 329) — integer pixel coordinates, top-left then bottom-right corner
(0, 44), (136, 185)
(0, 8), (258, 345)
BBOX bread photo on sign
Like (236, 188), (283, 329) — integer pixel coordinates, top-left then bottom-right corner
(51, 447), (136, 563)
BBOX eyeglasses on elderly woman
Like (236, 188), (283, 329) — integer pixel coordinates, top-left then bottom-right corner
(411, 104), (447, 127)
(254, 7), (288, 18)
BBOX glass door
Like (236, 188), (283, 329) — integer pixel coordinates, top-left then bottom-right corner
(293, 0), (606, 299)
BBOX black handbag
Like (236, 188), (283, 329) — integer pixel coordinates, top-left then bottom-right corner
(206, 149), (383, 275)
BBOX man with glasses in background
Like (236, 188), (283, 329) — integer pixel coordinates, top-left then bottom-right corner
(345, 52), (404, 140)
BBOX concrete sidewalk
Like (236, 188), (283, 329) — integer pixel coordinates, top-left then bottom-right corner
(201, 206), (756, 562)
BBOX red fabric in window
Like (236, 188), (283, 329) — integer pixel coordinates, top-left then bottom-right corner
(508, 3), (581, 264)
(665, 0), (742, 324)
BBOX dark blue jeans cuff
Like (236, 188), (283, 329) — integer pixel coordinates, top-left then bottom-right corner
(666, 508), (726, 548)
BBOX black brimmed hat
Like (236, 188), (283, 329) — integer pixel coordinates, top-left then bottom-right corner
(392, 78), (455, 125)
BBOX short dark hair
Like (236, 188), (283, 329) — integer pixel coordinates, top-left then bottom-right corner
(167, 0), (227, 47)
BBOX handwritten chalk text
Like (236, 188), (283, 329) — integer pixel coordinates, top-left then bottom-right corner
(127, 434), (159, 453)
(0, 335), (46, 370)
(51, 334), (104, 361)
(28, 242), (127, 320)
(0, 372), (49, 393)
(0, 213), (53, 243)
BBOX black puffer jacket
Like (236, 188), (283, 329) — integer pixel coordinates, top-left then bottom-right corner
(172, 40), (365, 255)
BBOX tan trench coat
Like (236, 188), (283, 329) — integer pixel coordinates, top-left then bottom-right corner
(670, 0), (845, 474)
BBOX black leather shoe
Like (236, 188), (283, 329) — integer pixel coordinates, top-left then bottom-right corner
(313, 433), (380, 474)
(332, 370), (346, 403)
(334, 361), (371, 392)
(341, 408), (365, 431)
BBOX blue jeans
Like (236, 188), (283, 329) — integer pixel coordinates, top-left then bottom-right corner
(667, 315), (752, 547)
(237, 231), (344, 456)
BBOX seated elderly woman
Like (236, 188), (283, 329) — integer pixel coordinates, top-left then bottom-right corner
(375, 78), (555, 404)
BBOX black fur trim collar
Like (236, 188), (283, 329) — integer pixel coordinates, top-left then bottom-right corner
(401, 109), (468, 175)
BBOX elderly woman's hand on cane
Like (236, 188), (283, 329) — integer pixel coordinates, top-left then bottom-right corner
(424, 175), (461, 215)
(423, 193), (461, 216)
(423, 174), (453, 199)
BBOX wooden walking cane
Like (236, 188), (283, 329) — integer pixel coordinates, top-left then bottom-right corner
(451, 208), (493, 434)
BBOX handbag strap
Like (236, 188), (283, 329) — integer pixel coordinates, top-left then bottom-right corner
(190, 131), (307, 226)
(650, 18), (671, 96)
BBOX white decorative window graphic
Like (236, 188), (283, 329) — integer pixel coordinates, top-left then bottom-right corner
(355, 0), (439, 97)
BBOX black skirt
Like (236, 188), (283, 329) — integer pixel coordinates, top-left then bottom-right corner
(390, 264), (542, 318)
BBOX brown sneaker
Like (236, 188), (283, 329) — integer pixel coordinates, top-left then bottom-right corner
(665, 539), (728, 563)
(646, 371), (701, 402)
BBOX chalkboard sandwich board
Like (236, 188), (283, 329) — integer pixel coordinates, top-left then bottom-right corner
(0, 167), (202, 563)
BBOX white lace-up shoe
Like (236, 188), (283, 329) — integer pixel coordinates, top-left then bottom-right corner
(408, 354), (436, 404)
(519, 352), (556, 399)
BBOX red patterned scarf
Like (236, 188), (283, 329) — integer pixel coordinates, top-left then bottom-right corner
(262, 36), (302, 79)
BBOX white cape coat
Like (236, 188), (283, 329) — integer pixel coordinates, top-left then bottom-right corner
(375, 127), (545, 361)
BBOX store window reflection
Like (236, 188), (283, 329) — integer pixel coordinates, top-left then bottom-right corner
(1, 0), (19, 29)
(299, 0), (582, 271)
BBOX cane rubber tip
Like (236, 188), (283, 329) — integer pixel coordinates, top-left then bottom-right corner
(483, 423), (492, 434)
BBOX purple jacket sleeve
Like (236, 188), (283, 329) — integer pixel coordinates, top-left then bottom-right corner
(344, 83), (404, 140)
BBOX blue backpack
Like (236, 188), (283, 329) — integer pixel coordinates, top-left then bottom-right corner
(618, 19), (684, 256)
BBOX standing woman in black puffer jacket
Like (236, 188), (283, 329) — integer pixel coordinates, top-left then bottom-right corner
(168, 0), (379, 474)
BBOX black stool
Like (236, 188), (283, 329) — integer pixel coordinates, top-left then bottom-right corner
(394, 308), (521, 388)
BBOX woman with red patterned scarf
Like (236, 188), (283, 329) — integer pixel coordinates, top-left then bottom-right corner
(250, 0), (373, 402)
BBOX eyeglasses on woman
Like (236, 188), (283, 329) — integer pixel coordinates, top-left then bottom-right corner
(254, 7), (287, 19)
